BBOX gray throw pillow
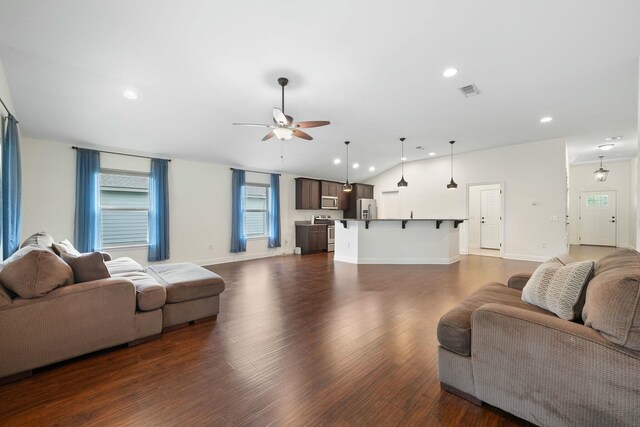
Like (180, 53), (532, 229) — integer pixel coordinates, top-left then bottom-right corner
(20, 231), (55, 250)
(0, 246), (74, 299)
(61, 252), (111, 283)
(52, 239), (82, 257)
(522, 258), (595, 320)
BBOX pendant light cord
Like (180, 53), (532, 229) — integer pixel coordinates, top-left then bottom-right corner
(450, 142), (454, 179)
(346, 143), (349, 181)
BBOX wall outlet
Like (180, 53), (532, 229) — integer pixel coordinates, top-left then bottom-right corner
(541, 241), (547, 248)
(347, 242), (351, 248)
(208, 244), (214, 250)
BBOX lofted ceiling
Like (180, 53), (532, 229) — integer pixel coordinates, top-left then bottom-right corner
(0, 0), (638, 181)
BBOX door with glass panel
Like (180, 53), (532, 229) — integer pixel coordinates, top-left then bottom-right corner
(579, 191), (616, 246)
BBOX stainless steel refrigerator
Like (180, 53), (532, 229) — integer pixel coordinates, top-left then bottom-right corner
(356, 198), (377, 219)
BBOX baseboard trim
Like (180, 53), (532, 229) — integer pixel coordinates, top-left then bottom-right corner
(334, 255), (461, 265)
(502, 253), (548, 262)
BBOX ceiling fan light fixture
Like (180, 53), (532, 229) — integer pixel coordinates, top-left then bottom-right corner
(273, 127), (293, 140)
(594, 156), (609, 182)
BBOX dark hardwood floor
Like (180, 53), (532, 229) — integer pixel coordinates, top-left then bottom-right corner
(0, 254), (541, 426)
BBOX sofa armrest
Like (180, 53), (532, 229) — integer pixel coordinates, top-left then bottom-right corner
(470, 303), (640, 426)
(3, 278), (134, 311)
(506, 273), (531, 291)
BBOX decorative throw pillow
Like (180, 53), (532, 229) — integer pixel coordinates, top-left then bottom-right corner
(19, 231), (55, 251)
(61, 252), (111, 283)
(0, 246), (74, 299)
(522, 258), (595, 320)
(52, 239), (82, 257)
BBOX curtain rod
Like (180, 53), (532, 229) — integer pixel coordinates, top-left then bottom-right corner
(72, 146), (171, 162)
(0, 95), (18, 123)
(230, 167), (281, 176)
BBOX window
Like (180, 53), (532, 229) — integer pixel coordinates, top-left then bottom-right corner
(100, 171), (149, 247)
(586, 194), (609, 207)
(245, 184), (269, 237)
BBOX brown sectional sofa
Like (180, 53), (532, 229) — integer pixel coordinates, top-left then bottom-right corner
(0, 238), (225, 383)
(437, 249), (640, 426)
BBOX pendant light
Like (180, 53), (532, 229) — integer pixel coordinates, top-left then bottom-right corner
(343, 141), (353, 192)
(397, 137), (408, 187)
(594, 155), (609, 182)
(446, 140), (458, 190)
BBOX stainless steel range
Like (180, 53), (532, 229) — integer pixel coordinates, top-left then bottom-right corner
(311, 215), (335, 252)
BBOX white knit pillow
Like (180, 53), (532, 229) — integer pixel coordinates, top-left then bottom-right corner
(522, 258), (595, 320)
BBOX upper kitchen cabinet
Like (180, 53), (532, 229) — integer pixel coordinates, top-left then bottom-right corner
(356, 183), (374, 199)
(320, 181), (341, 198)
(343, 183), (375, 218)
(295, 178), (321, 210)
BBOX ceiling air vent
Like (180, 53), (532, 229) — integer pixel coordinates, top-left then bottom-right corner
(459, 84), (480, 97)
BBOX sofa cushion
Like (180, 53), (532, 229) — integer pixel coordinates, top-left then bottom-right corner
(105, 257), (144, 275)
(147, 263), (225, 303)
(20, 231), (55, 251)
(61, 252), (111, 283)
(0, 284), (12, 308)
(583, 249), (640, 350)
(437, 283), (553, 356)
(113, 271), (166, 311)
(52, 239), (82, 257)
(522, 259), (594, 320)
(0, 246), (74, 299)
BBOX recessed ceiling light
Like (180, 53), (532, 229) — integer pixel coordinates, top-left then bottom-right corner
(428, 152), (436, 156)
(353, 163), (359, 169)
(369, 166), (375, 172)
(122, 89), (138, 100)
(333, 158), (341, 164)
(540, 116), (553, 123)
(443, 68), (458, 77)
(401, 157), (407, 161)
(598, 143), (615, 151)
(605, 136), (622, 141)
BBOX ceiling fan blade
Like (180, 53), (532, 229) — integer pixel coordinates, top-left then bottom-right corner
(293, 120), (331, 129)
(273, 108), (288, 126)
(232, 123), (272, 127)
(261, 131), (276, 141)
(292, 130), (313, 141)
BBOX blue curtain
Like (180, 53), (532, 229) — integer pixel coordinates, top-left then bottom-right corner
(148, 158), (170, 262)
(74, 148), (101, 252)
(230, 169), (246, 253)
(268, 173), (281, 248)
(1, 115), (22, 259)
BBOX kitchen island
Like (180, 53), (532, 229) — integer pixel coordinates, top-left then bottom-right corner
(333, 219), (465, 264)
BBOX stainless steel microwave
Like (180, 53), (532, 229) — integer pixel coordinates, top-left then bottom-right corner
(321, 196), (339, 210)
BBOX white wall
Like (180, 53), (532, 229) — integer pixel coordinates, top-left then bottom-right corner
(568, 159), (634, 248)
(20, 138), (341, 267)
(366, 138), (568, 262)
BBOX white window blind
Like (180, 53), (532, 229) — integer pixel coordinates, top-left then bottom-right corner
(245, 184), (269, 237)
(100, 172), (150, 247)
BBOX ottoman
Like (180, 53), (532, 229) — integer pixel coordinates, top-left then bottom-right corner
(146, 263), (225, 330)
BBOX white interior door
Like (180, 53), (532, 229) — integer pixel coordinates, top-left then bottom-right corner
(380, 191), (400, 219)
(580, 191), (616, 246)
(481, 189), (501, 249)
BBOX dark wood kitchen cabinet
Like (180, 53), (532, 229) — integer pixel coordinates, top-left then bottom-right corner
(296, 225), (327, 254)
(321, 181), (340, 198)
(295, 178), (320, 210)
(356, 183), (374, 199)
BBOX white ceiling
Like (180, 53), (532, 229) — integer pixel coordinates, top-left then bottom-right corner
(0, 0), (638, 181)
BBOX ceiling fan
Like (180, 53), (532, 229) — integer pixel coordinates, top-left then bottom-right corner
(233, 77), (330, 141)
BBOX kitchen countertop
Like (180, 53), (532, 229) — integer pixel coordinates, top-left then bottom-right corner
(337, 218), (467, 221)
